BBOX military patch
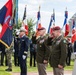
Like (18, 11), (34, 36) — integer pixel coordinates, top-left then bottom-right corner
(63, 40), (66, 43)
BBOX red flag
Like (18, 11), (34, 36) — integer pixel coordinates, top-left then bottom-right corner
(65, 24), (70, 36)
(0, 0), (13, 48)
(71, 32), (76, 43)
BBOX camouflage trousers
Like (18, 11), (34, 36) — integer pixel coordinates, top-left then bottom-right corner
(6, 49), (12, 69)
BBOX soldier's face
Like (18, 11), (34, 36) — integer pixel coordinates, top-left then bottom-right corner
(38, 29), (46, 36)
(52, 30), (58, 37)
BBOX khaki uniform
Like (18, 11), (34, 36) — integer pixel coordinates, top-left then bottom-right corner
(48, 35), (67, 67)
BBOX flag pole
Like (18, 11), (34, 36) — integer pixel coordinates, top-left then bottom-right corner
(53, 8), (55, 26)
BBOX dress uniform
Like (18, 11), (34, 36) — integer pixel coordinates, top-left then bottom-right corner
(32, 27), (50, 75)
(47, 26), (67, 75)
(19, 27), (29, 75)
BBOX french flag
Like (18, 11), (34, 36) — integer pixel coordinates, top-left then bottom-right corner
(36, 6), (42, 29)
(22, 6), (28, 35)
(47, 9), (55, 34)
(62, 9), (69, 37)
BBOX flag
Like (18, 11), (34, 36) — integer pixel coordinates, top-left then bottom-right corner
(72, 19), (76, 34)
(62, 8), (69, 37)
(71, 20), (76, 43)
(22, 6), (28, 35)
(47, 15), (53, 33)
(47, 9), (55, 34)
(71, 32), (76, 43)
(65, 24), (70, 36)
(36, 6), (42, 29)
(0, 0), (13, 48)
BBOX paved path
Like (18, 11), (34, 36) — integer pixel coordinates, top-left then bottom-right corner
(12, 70), (72, 75)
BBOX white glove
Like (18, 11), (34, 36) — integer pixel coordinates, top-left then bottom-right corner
(22, 55), (26, 60)
(13, 49), (15, 52)
(0, 51), (2, 54)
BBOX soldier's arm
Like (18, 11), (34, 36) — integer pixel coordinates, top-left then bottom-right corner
(24, 37), (29, 55)
(31, 35), (37, 44)
(43, 39), (50, 62)
(59, 39), (67, 67)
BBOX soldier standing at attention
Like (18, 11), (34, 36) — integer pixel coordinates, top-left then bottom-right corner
(19, 27), (29, 75)
(47, 26), (67, 75)
(32, 27), (50, 75)
(5, 43), (13, 71)
(14, 31), (20, 66)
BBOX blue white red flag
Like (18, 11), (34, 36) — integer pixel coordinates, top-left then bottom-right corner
(47, 9), (55, 34)
(62, 9), (69, 37)
(47, 15), (53, 33)
(72, 19), (76, 34)
(0, 0), (13, 48)
(36, 7), (42, 29)
(71, 19), (76, 43)
(22, 6), (28, 35)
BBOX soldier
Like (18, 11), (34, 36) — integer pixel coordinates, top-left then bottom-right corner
(19, 27), (29, 75)
(5, 43), (13, 71)
(14, 31), (20, 66)
(32, 27), (50, 75)
(0, 43), (8, 66)
(0, 43), (7, 66)
(66, 38), (73, 66)
(47, 26), (67, 75)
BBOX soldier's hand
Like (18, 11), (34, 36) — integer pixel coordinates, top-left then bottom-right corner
(58, 64), (63, 69)
(13, 49), (15, 52)
(0, 51), (2, 54)
(43, 60), (48, 64)
(22, 55), (26, 60)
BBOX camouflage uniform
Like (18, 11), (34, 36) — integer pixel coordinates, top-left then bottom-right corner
(5, 43), (13, 71)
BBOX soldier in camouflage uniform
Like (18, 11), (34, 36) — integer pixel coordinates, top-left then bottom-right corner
(32, 27), (50, 75)
(5, 43), (13, 71)
(47, 26), (67, 75)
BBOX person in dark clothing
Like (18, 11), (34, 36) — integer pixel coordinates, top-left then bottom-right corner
(74, 41), (76, 53)
(0, 43), (7, 66)
(19, 27), (29, 75)
(66, 39), (73, 66)
(30, 40), (37, 67)
(32, 27), (50, 75)
(14, 32), (20, 66)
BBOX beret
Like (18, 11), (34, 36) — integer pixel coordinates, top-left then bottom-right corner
(37, 27), (45, 31)
(52, 26), (61, 30)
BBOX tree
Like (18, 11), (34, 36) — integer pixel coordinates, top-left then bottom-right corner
(27, 18), (36, 38)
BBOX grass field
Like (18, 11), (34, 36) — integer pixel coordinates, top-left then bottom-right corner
(0, 57), (74, 75)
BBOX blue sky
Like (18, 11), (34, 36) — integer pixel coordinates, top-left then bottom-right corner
(0, 0), (76, 31)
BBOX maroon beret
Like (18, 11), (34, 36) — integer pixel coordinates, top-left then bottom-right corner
(37, 27), (45, 31)
(52, 26), (61, 30)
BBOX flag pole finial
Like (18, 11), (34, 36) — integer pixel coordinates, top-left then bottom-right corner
(39, 5), (41, 11)
(66, 7), (67, 11)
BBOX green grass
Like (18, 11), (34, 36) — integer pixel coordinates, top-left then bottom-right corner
(0, 57), (74, 75)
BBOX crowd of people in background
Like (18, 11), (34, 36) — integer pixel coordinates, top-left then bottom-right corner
(0, 26), (76, 75)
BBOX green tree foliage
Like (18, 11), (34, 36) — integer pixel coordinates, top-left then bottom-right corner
(27, 18), (36, 38)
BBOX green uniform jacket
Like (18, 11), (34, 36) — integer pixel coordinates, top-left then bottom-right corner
(32, 35), (50, 63)
(48, 35), (67, 68)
